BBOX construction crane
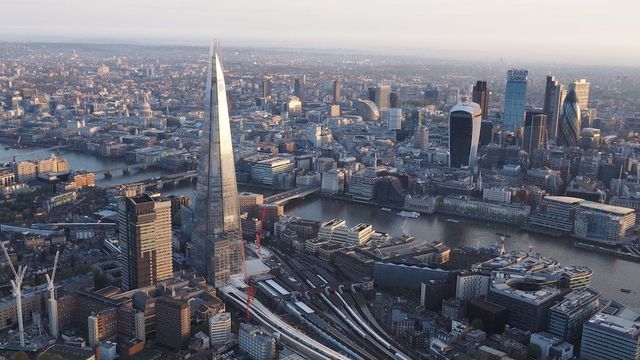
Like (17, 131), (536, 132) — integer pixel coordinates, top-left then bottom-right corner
(1, 241), (27, 348)
(46, 251), (60, 338)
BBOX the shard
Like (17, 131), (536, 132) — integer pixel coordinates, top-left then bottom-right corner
(192, 44), (242, 286)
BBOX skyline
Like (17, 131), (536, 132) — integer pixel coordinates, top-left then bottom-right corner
(2, 0), (640, 67)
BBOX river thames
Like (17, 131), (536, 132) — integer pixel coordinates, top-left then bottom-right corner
(3, 146), (640, 306)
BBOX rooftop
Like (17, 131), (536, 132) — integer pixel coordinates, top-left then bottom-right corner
(550, 288), (600, 315)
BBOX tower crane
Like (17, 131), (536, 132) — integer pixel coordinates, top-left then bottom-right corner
(46, 251), (60, 338)
(1, 241), (27, 348)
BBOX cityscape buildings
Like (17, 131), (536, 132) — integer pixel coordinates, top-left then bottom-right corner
(557, 88), (582, 147)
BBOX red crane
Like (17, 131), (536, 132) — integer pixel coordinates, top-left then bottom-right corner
(243, 205), (268, 322)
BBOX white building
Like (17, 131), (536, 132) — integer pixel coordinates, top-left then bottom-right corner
(455, 272), (490, 301)
(209, 312), (231, 347)
(321, 169), (346, 194)
(387, 108), (402, 130)
(239, 323), (276, 360)
(482, 187), (512, 203)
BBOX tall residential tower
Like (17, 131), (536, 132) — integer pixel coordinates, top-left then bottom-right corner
(192, 46), (243, 286)
(119, 194), (173, 291)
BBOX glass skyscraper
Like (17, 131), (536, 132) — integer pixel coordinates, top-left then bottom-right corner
(449, 102), (482, 170)
(503, 69), (528, 131)
(557, 88), (581, 148)
(192, 45), (242, 286)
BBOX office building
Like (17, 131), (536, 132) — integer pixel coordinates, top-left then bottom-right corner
(557, 89), (581, 147)
(548, 288), (600, 342)
(543, 76), (567, 141)
(375, 84), (391, 109)
(355, 99), (380, 121)
(528, 196), (584, 233)
(332, 79), (341, 105)
(348, 168), (379, 200)
(192, 46), (243, 285)
(294, 75), (305, 107)
(503, 69), (528, 130)
(580, 301), (640, 360)
(321, 169), (346, 195)
(414, 124), (429, 151)
(573, 202), (636, 245)
(209, 312), (231, 347)
(239, 323), (276, 360)
(118, 194), (173, 291)
(156, 297), (190, 350)
(250, 157), (293, 185)
(388, 108), (402, 130)
(390, 92), (401, 108)
(449, 102), (482, 169)
(580, 128), (601, 149)
(262, 77), (271, 99)
(570, 79), (590, 109)
(479, 121), (493, 146)
(523, 112), (547, 155)
(455, 271), (490, 301)
(487, 272), (567, 332)
(472, 80), (489, 120)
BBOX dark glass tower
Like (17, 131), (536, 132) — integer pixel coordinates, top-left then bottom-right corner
(449, 102), (482, 169)
(557, 89), (581, 148)
(192, 45), (242, 286)
(472, 80), (489, 120)
(294, 75), (305, 107)
(543, 75), (567, 141)
(332, 79), (341, 105)
(523, 112), (547, 155)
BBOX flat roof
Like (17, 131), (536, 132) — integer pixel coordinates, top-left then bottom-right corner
(578, 201), (635, 215)
(544, 196), (585, 204)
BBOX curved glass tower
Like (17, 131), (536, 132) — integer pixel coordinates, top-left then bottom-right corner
(192, 45), (242, 286)
(449, 102), (482, 170)
(557, 88), (581, 148)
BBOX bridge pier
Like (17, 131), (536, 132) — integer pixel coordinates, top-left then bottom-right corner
(104, 170), (112, 178)
(122, 167), (130, 175)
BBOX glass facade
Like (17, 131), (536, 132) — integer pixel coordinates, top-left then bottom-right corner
(192, 47), (242, 286)
(503, 69), (528, 131)
(558, 89), (581, 147)
(449, 103), (482, 169)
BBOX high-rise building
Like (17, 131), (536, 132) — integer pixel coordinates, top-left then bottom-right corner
(390, 92), (401, 108)
(543, 76), (567, 141)
(118, 194), (173, 291)
(570, 79), (590, 109)
(294, 75), (305, 107)
(414, 125), (430, 151)
(156, 297), (190, 350)
(479, 121), (493, 146)
(449, 102), (482, 170)
(262, 77), (271, 99)
(191, 46), (243, 286)
(503, 69), (528, 131)
(523, 112), (547, 155)
(387, 108), (402, 130)
(557, 89), (581, 148)
(375, 85), (391, 109)
(472, 81), (489, 120)
(367, 87), (376, 102)
(332, 79), (341, 105)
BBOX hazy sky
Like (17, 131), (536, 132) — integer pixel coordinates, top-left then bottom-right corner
(2, 0), (639, 66)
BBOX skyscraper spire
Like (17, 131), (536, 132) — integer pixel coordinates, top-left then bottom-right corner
(191, 43), (242, 286)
